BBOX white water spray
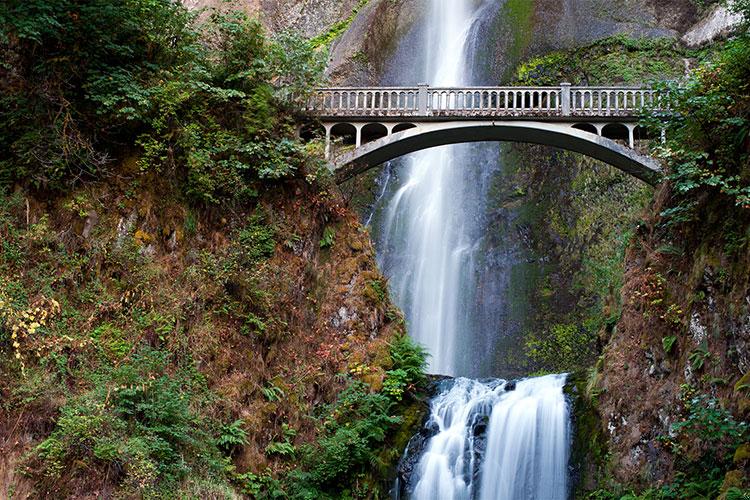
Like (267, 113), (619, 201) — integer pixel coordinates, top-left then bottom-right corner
(409, 375), (570, 500)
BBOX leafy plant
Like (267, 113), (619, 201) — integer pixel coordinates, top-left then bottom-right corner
(1, 1), (325, 200)
(688, 342), (711, 371)
(30, 348), (225, 493)
(261, 384), (285, 402)
(319, 226), (336, 249)
(286, 380), (401, 494)
(662, 335), (677, 355)
(217, 419), (248, 454)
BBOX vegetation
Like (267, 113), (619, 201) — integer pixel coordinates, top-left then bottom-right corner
(0, 1), (429, 498)
(586, 4), (750, 497)
(273, 334), (427, 499)
(646, 15), (750, 223)
(1, 0), (326, 202)
(515, 35), (699, 86)
(309, 0), (370, 49)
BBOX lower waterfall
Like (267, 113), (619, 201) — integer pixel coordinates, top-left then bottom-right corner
(398, 374), (570, 500)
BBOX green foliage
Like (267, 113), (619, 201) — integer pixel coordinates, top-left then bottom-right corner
(662, 335), (677, 355)
(236, 469), (285, 498)
(525, 322), (597, 373)
(590, 469), (727, 499)
(688, 342), (711, 371)
(366, 278), (387, 304)
(319, 226), (336, 249)
(387, 334), (428, 393)
(1, 1), (325, 200)
(643, 19), (750, 224)
(217, 419), (248, 454)
(381, 368), (410, 400)
(285, 380), (401, 497)
(670, 392), (747, 454)
(31, 347), (227, 493)
(308, 0), (369, 49)
(266, 423), (297, 458)
(237, 212), (276, 263)
(515, 35), (692, 86)
(262, 383), (285, 402)
(280, 336), (426, 497)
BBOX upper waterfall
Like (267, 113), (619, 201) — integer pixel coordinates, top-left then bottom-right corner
(372, 0), (500, 377)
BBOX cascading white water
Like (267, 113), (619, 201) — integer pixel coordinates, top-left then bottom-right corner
(478, 375), (570, 500)
(371, 0), (573, 497)
(377, 0), (485, 376)
(409, 375), (570, 500)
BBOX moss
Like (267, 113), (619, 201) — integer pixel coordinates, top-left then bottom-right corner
(514, 35), (716, 86)
(734, 443), (750, 465)
(501, 0), (536, 71)
(309, 0), (371, 49)
(734, 371), (750, 394)
(368, 397), (429, 494)
(565, 371), (609, 498)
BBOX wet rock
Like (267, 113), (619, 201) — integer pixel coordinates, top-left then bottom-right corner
(395, 417), (438, 496)
(116, 211), (137, 248)
(682, 4), (743, 47)
(505, 380), (517, 391)
(690, 312), (707, 344)
(82, 211), (99, 239)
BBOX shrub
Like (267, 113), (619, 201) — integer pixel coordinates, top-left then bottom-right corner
(29, 348), (227, 493)
(287, 380), (401, 495)
(1, 1), (325, 201)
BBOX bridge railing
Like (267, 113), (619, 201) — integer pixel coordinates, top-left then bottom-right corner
(303, 84), (664, 118)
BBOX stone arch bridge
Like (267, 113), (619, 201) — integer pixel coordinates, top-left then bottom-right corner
(301, 84), (666, 185)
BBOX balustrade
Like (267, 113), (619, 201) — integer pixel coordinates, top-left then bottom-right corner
(304, 84), (662, 118)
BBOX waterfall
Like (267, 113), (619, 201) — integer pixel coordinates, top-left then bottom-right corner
(367, 0), (573, 497)
(404, 375), (570, 500)
(375, 0), (496, 377)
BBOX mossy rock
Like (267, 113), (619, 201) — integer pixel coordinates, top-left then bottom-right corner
(565, 371), (609, 498)
(739, 397), (750, 417)
(134, 229), (153, 245)
(734, 371), (750, 394)
(734, 443), (750, 466)
(720, 470), (746, 493)
(349, 238), (365, 252)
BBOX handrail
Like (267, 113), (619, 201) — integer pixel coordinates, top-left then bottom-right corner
(303, 84), (663, 118)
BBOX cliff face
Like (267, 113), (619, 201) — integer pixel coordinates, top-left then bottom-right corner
(0, 172), (408, 497)
(182, 0), (361, 38)
(594, 188), (750, 486)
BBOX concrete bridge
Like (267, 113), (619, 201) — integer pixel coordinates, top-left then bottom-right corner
(302, 83), (666, 185)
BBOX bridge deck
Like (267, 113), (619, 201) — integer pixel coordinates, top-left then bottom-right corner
(304, 84), (663, 121)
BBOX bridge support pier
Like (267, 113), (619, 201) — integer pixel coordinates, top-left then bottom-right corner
(324, 124), (332, 160)
(626, 123), (636, 149)
(355, 124), (363, 148)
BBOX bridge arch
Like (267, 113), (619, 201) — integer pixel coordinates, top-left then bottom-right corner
(330, 121), (662, 185)
(572, 123), (597, 135)
(602, 123), (630, 143)
(330, 123), (357, 146)
(361, 123), (388, 144)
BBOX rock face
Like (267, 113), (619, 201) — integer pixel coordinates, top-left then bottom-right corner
(326, 0), (425, 85)
(182, 0), (360, 38)
(682, 4), (744, 47)
(328, 0), (702, 86)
